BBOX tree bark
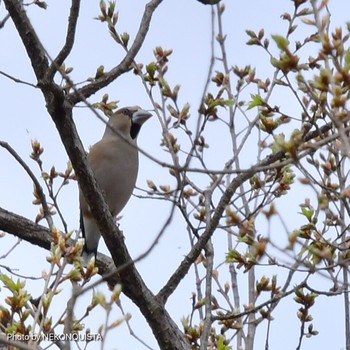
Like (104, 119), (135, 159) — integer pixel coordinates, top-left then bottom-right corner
(3, 1), (190, 349)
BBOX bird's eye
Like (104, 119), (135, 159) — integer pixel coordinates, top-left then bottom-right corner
(123, 108), (131, 116)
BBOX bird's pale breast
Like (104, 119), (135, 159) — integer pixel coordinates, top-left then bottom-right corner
(88, 137), (139, 216)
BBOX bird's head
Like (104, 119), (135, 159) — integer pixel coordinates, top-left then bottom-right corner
(104, 106), (152, 139)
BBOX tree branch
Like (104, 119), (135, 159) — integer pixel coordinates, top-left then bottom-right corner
(67, 0), (163, 105)
(47, 0), (81, 80)
(196, 0), (221, 4)
(157, 150), (287, 303)
(4, 0), (48, 80)
(0, 207), (51, 251)
(3, 1), (190, 348)
(0, 206), (121, 283)
(0, 204), (189, 348)
(0, 141), (54, 229)
(0, 13), (10, 28)
(157, 122), (334, 303)
(0, 70), (38, 88)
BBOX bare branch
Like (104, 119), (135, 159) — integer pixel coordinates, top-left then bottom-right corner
(0, 205), (190, 349)
(199, 191), (214, 350)
(0, 206), (52, 251)
(0, 141), (54, 229)
(0, 70), (38, 88)
(3, 0), (49, 80)
(0, 333), (43, 350)
(3, 1), (192, 347)
(157, 149), (287, 303)
(196, 0), (221, 4)
(47, 0), (81, 80)
(0, 13), (10, 28)
(67, 0), (163, 105)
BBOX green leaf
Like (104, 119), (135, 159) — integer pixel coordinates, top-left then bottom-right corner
(246, 38), (261, 46)
(271, 34), (289, 51)
(222, 99), (234, 107)
(226, 249), (242, 263)
(208, 99), (234, 110)
(146, 62), (156, 77)
(271, 133), (286, 153)
(107, 1), (116, 18)
(270, 56), (282, 69)
(300, 207), (314, 222)
(0, 274), (22, 292)
(247, 94), (265, 110)
(95, 65), (105, 79)
(246, 29), (257, 38)
(121, 32), (129, 47)
(217, 335), (232, 350)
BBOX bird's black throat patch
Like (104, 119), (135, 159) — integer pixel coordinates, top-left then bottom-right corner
(130, 122), (141, 139)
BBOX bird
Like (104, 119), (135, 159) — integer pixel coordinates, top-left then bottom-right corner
(79, 106), (152, 264)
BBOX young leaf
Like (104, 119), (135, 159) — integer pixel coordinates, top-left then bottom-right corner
(247, 94), (265, 110)
(272, 34), (289, 51)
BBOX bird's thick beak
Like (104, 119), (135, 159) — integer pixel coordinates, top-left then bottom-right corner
(132, 109), (153, 125)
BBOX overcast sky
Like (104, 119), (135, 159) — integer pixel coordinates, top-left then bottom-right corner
(1, 1), (349, 349)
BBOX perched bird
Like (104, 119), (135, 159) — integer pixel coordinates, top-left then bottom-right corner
(79, 106), (152, 263)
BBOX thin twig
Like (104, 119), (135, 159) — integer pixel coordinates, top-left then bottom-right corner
(0, 13), (10, 28)
(0, 141), (54, 229)
(199, 190), (214, 350)
(0, 70), (38, 88)
(47, 0), (80, 80)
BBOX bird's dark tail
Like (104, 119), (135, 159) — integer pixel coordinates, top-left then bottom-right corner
(80, 210), (96, 265)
